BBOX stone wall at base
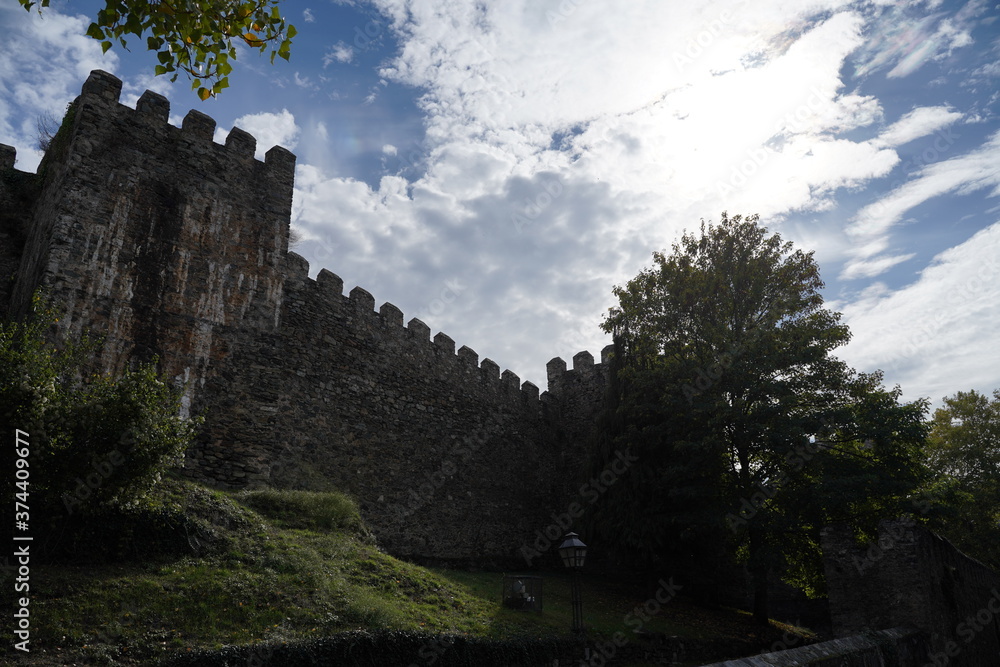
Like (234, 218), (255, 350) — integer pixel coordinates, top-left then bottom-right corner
(699, 627), (928, 667)
(822, 520), (1000, 667)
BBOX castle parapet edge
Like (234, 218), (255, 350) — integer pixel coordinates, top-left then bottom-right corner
(0, 70), (611, 564)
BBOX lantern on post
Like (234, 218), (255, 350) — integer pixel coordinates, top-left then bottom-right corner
(558, 532), (587, 634)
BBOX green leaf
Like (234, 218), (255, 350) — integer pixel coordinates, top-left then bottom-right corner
(86, 22), (105, 40)
(154, 65), (168, 76)
(198, 87), (211, 101)
(101, 40), (112, 53)
(286, 24), (297, 39)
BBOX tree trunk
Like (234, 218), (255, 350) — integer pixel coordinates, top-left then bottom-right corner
(749, 522), (770, 625)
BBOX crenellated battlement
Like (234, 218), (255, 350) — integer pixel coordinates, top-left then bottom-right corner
(74, 70), (295, 183)
(3, 70), (611, 563)
(279, 250), (555, 406)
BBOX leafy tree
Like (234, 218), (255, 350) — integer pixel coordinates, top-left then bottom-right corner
(18, 0), (296, 100)
(921, 389), (1000, 568)
(591, 213), (928, 623)
(2, 295), (198, 520)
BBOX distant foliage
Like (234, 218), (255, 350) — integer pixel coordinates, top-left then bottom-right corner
(1, 295), (198, 518)
(921, 389), (1000, 569)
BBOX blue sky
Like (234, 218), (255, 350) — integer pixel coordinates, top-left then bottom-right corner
(2, 0), (998, 407)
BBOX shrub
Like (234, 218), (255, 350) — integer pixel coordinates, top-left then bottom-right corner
(2, 295), (198, 521)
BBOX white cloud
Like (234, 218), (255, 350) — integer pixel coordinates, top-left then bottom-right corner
(839, 221), (1000, 405)
(0, 4), (118, 171)
(875, 106), (963, 147)
(290, 0), (987, 383)
(303, 8), (316, 23)
(293, 72), (319, 90)
(323, 42), (354, 67)
(215, 110), (300, 160)
(843, 130), (1000, 277)
(854, 0), (988, 79)
(840, 252), (916, 280)
(368, 3), (896, 228)
(120, 71), (177, 110)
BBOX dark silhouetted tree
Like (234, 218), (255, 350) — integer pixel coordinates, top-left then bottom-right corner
(590, 213), (928, 623)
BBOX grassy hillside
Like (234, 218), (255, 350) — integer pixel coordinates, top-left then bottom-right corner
(7, 477), (816, 665)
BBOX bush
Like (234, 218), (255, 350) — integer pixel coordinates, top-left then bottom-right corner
(2, 295), (198, 521)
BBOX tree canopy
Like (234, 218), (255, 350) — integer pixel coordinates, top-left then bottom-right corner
(921, 389), (1000, 569)
(18, 0), (296, 100)
(587, 213), (928, 623)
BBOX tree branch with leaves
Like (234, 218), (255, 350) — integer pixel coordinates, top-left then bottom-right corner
(19, 0), (296, 100)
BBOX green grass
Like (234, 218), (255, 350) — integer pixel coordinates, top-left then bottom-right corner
(12, 478), (817, 665)
(234, 487), (365, 533)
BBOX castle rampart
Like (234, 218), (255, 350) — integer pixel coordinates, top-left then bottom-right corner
(822, 520), (1000, 665)
(1, 71), (612, 563)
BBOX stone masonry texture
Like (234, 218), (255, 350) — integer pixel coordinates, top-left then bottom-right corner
(822, 519), (1000, 666)
(0, 71), (610, 563)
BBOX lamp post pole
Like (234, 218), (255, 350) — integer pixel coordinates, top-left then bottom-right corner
(570, 568), (583, 635)
(558, 532), (587, 635)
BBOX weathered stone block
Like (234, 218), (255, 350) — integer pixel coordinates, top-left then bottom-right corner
(572, 350), (594, 369)
(136, 90), (169, 124)
(433, 332), (455, 355)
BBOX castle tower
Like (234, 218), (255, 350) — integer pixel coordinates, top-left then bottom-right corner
(6, 70), (295, 411)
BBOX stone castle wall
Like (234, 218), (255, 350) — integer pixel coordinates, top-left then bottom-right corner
(822, 519), (1000, 666)
(0, 71), (610, 562)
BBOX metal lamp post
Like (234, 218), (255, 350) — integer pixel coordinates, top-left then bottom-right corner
(558, 532), (587, 634)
